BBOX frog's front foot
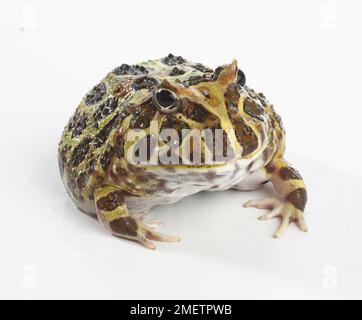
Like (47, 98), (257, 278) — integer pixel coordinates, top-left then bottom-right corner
(134, 218), (181, 250)
(244, 197), (308, 238)
(95, 186), (181, 250)
(108, 216), (180, 250)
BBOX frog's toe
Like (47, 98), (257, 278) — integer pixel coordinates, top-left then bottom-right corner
(272, 204), (309, 238)
(143, 220), (163, 230)
(134, 220), (180, 250)
(243, 198), (279, 210)
(138, 214), (164, 230)
(138, 236), (157, 250)
(257, 204), (284, 220)
(244, 197), (308, 238)
(112, 217), (181, 250)
(295, 212), (309, 233)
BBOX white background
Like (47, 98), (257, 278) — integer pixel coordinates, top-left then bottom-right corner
(0, 0), (361, 299)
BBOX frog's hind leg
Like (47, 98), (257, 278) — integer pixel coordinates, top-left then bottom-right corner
(94, 186), (180, 250)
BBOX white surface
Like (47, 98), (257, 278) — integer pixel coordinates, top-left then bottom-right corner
(0, 0), (361, 299)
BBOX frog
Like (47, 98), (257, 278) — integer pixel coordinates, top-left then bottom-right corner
(58, 54), (308, 250)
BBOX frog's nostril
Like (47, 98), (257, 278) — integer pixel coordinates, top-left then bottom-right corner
(153, 89), (179, 113)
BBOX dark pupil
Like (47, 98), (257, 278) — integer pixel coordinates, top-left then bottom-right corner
(156, 90), (175, 108)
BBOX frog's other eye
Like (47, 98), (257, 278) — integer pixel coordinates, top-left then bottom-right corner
(153, 89), (180, 113)
(237, 69), (246, 87)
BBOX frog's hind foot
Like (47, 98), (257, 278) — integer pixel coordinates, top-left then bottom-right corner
(94, 186), (180, 250)
(244, 197), (308, 238)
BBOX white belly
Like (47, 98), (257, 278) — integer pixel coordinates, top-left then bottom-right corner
(125, 159), (253, 214)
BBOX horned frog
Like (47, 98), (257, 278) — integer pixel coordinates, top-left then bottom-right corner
(58, 54), (308, 249)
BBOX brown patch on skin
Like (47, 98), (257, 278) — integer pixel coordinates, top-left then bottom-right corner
(161, 115), (190, 145)
(132, 76), (158, 90)
(109, 217), (138, 237)
(204, 115), (220, 128)
(162, 53), (186, 66)
(225, 83), (240, 113)
(162, 115), (189, 131)
(286, 188), (307, 211)
(113, 80), (132, 97)
(180, 98), (215, 122)
(114, 134), (125, 159)
(279, 167), (302, 181)
(71, 137), (92, 167)
(96, 190), (124, 211)
(183, 75), (212, 87)
(169, 67), (186, 76)
(193, 63), (213, 73)
(225, 87), (259, 157)
(93, 97), (119, 125)
(234, 119), (259, 157)
(100, 146), (115, 171)
(113, 64), (148, 76)
(129, 99), (157, 129)
(94, 112), (124, 148)
(110, 163), (163, 197)
(68, 111), (87, 138)
(85, 83), (107, 106)
(135, 172), (150, 184)
(265, 161), (276, 174)
(243, 97), (265, 121)
(115, 166), (128, 179)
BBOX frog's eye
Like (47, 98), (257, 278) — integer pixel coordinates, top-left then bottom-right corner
(153, 89), (180, 113)
(237, 69), (246, 87)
